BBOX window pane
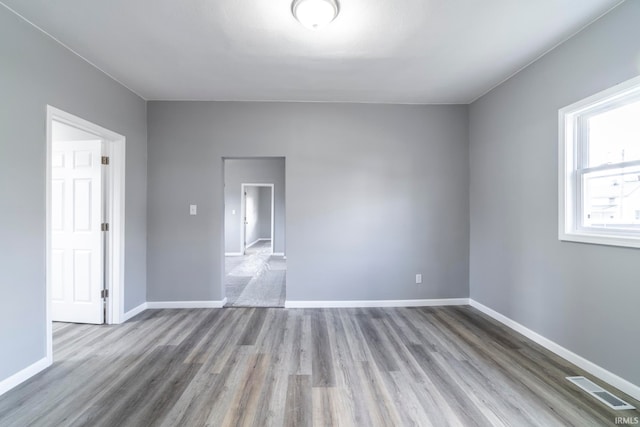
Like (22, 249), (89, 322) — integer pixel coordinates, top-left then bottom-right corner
(587, 98), (640, 167)
(583, 167), (640, 229)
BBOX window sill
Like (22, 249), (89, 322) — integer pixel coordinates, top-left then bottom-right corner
(559, 231), (640, 249)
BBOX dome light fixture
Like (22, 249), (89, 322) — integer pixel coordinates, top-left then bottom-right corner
(292, 0), (340, 30)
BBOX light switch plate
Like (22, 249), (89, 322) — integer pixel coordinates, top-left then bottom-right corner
(190, 204), (197, 215)
(415, 274), (422, 284)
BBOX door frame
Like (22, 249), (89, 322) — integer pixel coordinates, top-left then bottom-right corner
(45, 106), (126, 359)
(240, 183), (275, 254)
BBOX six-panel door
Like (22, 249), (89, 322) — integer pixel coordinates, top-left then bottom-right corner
(51, 139), (104, 324)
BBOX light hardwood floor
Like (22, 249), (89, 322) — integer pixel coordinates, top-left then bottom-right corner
(0, 306), (638, 426)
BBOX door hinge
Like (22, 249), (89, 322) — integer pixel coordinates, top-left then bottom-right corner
(101, 223), (109, 232)
(101, 289), (109, 299)
(101, 156), (110, 165)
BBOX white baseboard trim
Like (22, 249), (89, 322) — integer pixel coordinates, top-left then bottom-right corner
(122, 302), (148, 322)
(147, 299), (227, 309)
(225, 252), (243, 257)
(469, 299), (640, 401)
(272, 252), (285, 257)
(284, 298), (469, 309)
(0, 356), (51, 397)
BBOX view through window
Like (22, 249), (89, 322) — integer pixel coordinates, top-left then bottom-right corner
(559, 75), (640, 248)
(582, 99), (640, 229)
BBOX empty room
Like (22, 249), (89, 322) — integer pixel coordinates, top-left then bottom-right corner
(0, 0), (639, 426)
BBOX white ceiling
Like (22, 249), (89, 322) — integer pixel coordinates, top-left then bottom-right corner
(1, 0), (624, 103)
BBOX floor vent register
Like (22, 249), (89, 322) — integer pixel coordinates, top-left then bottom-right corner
(566, 376), (635, 410)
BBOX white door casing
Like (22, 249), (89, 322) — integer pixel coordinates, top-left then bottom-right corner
(46, 105), (126, 368)
(51, 139), (104, 324)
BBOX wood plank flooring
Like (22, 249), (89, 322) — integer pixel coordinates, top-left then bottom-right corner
(0, 306), (638, 426)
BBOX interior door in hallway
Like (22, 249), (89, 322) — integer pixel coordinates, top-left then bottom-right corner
(51, 139), (104, 324)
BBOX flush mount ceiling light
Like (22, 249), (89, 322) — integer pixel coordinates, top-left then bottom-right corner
(292, 0), (340, 30)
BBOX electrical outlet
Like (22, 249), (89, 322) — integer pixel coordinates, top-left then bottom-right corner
(415, 273), (422, 284)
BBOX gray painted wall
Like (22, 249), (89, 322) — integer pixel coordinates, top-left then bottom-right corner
(147, 102), (469, 302)
(258, 186), (272, 240)
(0, 8), (147, 383)
(469, 1), (640, 386)
(224, 159), (285, 254)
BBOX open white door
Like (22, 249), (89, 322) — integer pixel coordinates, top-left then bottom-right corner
(243, 189), (248, 254)
(51, 139), (104, 324)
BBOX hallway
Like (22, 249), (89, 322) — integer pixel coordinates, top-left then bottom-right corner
(224, 240), (286, 307)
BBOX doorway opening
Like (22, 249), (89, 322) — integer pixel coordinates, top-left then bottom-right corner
(223, 158), (286, 307)
(241, 183), (274, 255)
(46, 106), (126, 362)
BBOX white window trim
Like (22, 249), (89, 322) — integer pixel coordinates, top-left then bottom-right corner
(559, 74), (640, 249)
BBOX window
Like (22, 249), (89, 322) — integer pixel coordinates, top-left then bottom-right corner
(559, 75), (640, 248)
